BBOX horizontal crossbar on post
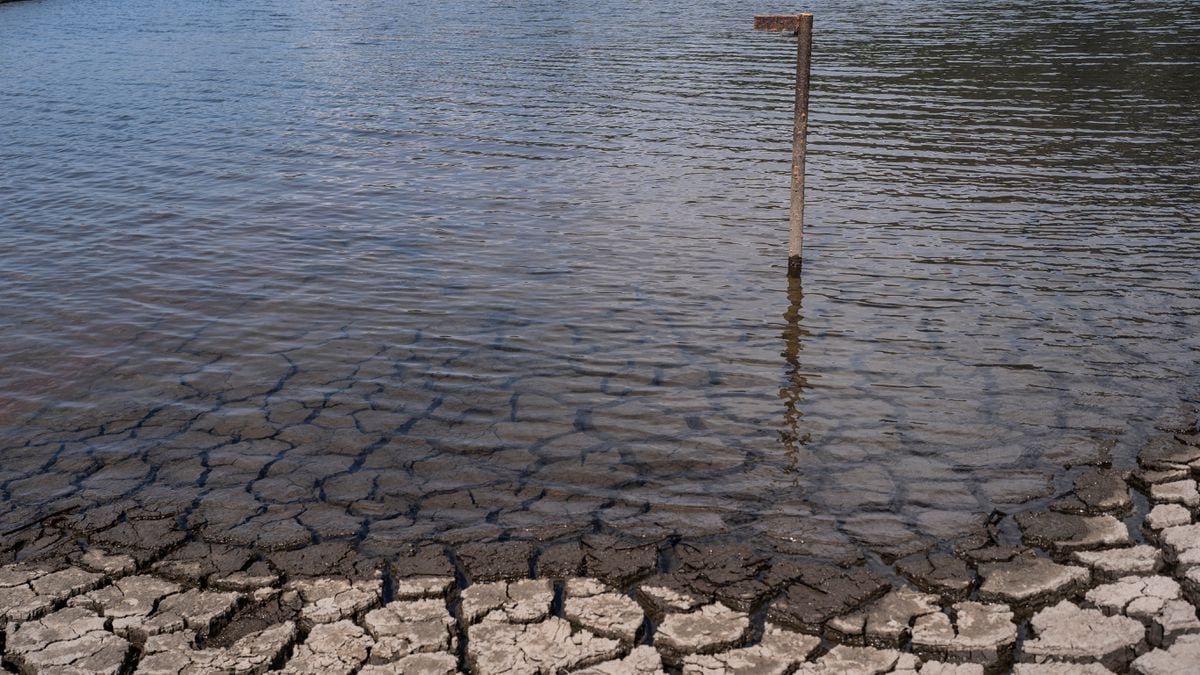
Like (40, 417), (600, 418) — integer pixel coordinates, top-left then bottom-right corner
(753, 14), (811, 33)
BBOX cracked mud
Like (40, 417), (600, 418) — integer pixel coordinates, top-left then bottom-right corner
(1, 422), (1199, 672)
(2, 413), (1200, 667)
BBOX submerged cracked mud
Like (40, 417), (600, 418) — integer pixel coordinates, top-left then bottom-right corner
(0, 424), (1199, 672)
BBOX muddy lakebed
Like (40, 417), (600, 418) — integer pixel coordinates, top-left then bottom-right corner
(3, 422), (1200, 674)
(1, 0), (1199, 671)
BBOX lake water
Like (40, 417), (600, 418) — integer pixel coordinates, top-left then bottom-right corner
(1, 0), (1197, 559)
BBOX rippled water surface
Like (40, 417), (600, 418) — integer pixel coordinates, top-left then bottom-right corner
(1, 0), (1198, 558)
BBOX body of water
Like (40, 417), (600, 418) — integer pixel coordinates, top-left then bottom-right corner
(1, 0), (1198, 559)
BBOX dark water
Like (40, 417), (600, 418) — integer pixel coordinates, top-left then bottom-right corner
(1, 0), (1198, 558)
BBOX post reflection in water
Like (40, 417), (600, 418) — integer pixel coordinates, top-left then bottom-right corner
(780, 276), (811, 476)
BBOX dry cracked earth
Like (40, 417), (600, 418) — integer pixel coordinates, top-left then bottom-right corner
(2, 421), (1200, 673)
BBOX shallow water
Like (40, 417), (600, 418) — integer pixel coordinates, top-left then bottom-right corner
(1, 0), (1198, 558)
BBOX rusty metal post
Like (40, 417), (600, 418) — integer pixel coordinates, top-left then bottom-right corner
(754, 13), (813, 277)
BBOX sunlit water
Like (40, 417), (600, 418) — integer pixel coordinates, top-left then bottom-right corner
(1, 0), (1197, 558)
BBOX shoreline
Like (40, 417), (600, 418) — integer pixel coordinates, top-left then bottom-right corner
(2, 416), (1199, 672)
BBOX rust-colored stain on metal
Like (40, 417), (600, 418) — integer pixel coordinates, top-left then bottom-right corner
(753, 14), (811, 32)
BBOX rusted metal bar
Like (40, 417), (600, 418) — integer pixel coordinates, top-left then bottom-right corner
(753, 15), (805, 32)
(755, 13), (813, 277)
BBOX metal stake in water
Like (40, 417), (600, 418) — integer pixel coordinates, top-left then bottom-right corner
(754, 13), (813, 278)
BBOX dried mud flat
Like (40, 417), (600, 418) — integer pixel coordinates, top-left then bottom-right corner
(2, 419), (1200, 673)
